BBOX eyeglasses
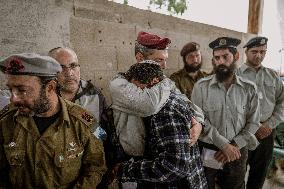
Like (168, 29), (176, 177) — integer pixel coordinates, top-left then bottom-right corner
(60, 63), (80, 71)
(9, 88), (29, 99)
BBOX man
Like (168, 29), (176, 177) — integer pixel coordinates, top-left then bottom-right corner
(134, 31), (170, 69)
(110, 31), (204, 157)
(191, 37), (260, 189)
(170, 42), (210, 99)
(110, 63), (207, 188)
(237, 36), (284, 189)
(0, 53), (106, 188)
(48, 47), (107, 122)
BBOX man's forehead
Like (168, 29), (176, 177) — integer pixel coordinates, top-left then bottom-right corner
(247, 45), (267, 51)
(54, 49), (78, 64)
(213, 48), (231, 56)
(151, 49), (168, 57)
(187, 50), (201, 56)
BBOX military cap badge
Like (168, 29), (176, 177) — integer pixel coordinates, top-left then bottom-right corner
(5, 58), (25, 73)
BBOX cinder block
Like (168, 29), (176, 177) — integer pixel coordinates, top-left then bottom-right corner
(74, 45), (117, 71)
(116, 45), (136, 72)
(167, 49), (180, 70)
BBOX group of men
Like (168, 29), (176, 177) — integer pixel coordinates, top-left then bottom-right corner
(0, 30), (283, 189)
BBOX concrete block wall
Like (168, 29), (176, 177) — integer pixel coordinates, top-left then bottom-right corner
(0, 0), (255, 103)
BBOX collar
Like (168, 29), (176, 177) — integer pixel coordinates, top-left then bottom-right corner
(209, 74), (244, 88)
(239, 63), (264, 73)
(13, 96), (70, 128)
(181, 68), (204, 78)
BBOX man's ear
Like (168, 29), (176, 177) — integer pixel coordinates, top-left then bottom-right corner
(150, 78), (160, 86)
(235, 51), (240, 61)
(46, 80), (57, 93)
(135, 52), (145, 63)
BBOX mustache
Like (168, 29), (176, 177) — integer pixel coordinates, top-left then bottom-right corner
(64, 78), (78, 82)
(14, 103), (30, 108)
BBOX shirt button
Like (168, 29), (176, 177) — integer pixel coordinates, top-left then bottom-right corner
(227, 106), (229, 109)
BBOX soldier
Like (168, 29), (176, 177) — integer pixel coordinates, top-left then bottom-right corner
(109, 31), (204, 189)
(110, 63), (207, 189)
(237, 37), (284, 189)
(170, 42), (210, 99)
(0, 53), (106, 188)
(191, 37), (260, 189)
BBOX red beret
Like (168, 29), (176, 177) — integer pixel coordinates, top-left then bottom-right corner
(137, 31), (171, 50)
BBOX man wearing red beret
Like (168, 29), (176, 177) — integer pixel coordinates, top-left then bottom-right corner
(109, 32), (205, 188)
(135, 31), (171, 69)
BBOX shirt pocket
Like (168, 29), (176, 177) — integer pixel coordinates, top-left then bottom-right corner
(235, 105), (246, 131)
(3, 145), (26, 186)
(204, 104), (222, 118)
(54, 146), (84, 184)
(4, 145), (25, 166)
(263, 80), (276, 103)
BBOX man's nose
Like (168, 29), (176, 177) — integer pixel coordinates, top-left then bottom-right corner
(63, 68), (74, 76)
(10, 93), (21, 104)
(159, 61), (166, 69)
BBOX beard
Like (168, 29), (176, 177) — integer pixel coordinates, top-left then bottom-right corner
(15, 86), (51, 116)
(60, 77), (80, 93)
(184, 62), (202, 73)
(213, 61), (237, 82)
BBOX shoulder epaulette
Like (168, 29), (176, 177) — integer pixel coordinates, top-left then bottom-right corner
(198, 74), (214, 83)
(68, 103), (96, 127)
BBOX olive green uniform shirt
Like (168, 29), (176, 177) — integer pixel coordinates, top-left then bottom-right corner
(0, 97), (106, 189)
(191, 74), (260, 150)
(237, 64), (284, 129)
(170, 68), (210, 99)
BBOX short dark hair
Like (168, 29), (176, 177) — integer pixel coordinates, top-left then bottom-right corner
(134, 42), (156, 58)
(125, 63), (164, 84)
(38, 76), (61, 95)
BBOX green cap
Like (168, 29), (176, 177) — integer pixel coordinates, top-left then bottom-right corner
(0, 53), (62, 77)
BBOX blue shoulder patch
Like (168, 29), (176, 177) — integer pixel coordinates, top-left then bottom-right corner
(93, 126), (107, 141)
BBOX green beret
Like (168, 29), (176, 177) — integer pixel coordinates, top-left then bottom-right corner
(209, 37), (241, 50)
(243, 36), (268, 49)
(0, 53), (62, 77)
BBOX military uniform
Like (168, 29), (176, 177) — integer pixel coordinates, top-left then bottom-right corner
(191, 37), (260, 189)
(0, 97), (106, 188)
(192, 74), (260, 189)
(170, 68), (210, 99)
(237, 64), (284, 189)
(236, 36), (284, 189)
(0, 53), (106, 189)
(192, 75), (260, 150)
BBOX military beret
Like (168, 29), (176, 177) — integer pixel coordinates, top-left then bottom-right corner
(180, 42), (200, 57)
(137, 31), (171, 50)
(0, 53), (62, 77)
(243, 36), (268, 49)
(209, 37), (241, 50)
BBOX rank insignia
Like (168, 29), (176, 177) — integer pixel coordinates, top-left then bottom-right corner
(81, 112), (93, 122)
